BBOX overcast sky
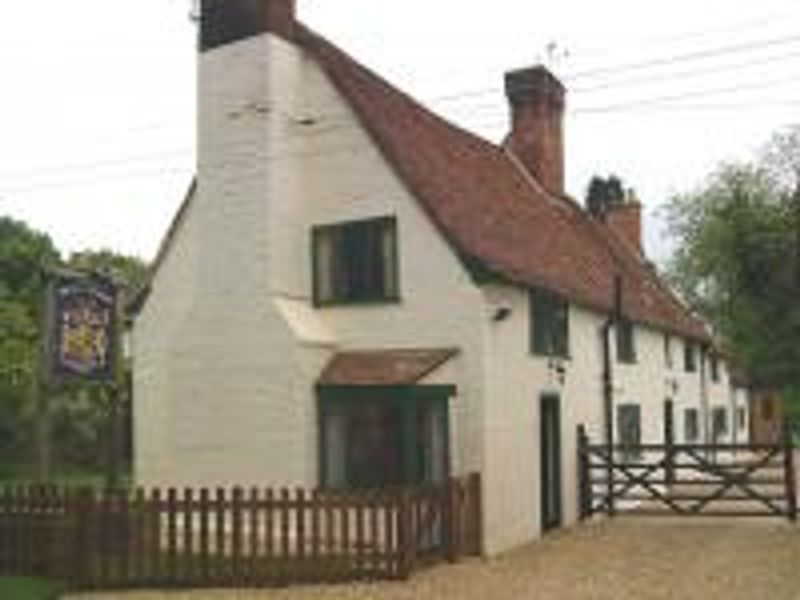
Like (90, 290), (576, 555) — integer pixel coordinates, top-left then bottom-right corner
(1, 0), (799, 263)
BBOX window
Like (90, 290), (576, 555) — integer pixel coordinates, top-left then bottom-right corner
(664, 335), (673, 370)
(684, 341), (697, 373)
(616, 318), (636, 364)
(710, 355), (720, 383)
(684, 408), (699, 442)
(530, 290), (569, 358)
(319, 398), (447, 489)
(737, 407), (747, 431)
(312, 216), (398, 306)
(617, 404), (641, 461)
(712, 407), (728, 441)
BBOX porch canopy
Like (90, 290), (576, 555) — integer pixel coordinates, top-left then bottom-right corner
(316, 348), (459, 489)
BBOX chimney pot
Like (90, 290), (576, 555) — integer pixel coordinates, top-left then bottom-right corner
(505, 66), (566, 196)
(200, 0), (296, 51)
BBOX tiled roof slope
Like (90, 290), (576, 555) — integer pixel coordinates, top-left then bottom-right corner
(298, 25), (706, 341)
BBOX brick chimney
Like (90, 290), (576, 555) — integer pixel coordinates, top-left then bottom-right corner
(505, 66), (566, 196)
(605, 189), (643, 254)
(200, 0), (296, 51)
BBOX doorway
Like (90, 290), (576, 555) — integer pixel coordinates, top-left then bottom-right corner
(540, 394), (562, 532)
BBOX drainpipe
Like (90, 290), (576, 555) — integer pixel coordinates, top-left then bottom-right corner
(730, 381), (737, 448)
(700, 345), (710, 445)
(601, 275), (623, 516)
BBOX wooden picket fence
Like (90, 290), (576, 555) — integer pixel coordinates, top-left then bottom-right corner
(0, 473), (482, 590)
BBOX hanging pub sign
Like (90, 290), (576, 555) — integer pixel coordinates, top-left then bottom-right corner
(49, 274), (118, 382)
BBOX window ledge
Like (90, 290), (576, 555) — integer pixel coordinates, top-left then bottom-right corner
(314, 295), (402, 308)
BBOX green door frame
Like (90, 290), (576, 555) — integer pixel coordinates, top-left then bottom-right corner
(540, 393), (563, 533)
(316, 384), (455, 488)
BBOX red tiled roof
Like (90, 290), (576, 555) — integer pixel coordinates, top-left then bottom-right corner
(295, 25), (708, 341)
(318, 348), (459, 386)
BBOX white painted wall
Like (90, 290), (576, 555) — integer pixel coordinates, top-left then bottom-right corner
(135, 34), (316, 489)
(134, 31), (485, 503)
(134, 28), (726, 557)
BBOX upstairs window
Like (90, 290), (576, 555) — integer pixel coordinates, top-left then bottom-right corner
(664, 334), (674, 370)
(737, 407), (747, 431)
(684, 341), (697, 373)
(313, 217), (399, 306)
(712, 407), (728, 441)
(530, 289), (569, 358)
(684, 408), (699, 442)
(616, 318), (637, 364)
(710, 355), (720, 383)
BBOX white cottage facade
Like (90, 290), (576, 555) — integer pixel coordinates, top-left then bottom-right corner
(133, 0), (747, 555)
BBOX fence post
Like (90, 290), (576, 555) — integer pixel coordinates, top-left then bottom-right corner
(577, 425), (590, 520)
(397, 489), (414, 579)
(468, 472), (483, 556)
(665, 412), (675, 486)
(783, 421), (797, 522)
(444, 479), (457, 563)
(71, 488), (93, 588)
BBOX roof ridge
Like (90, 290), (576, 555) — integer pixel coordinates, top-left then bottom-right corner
(295, 23), (503, 156)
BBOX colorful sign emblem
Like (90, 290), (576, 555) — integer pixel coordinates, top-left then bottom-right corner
(51, 276), (117, 381)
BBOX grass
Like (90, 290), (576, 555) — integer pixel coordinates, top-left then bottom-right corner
(0, 576), (64, 600)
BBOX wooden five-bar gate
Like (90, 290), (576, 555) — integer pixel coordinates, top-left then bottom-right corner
(578, 425), (797, 520)
(0, 474), (481, 591)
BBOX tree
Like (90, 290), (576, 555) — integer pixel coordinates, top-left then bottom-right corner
(586, 174), (625, 216)
(0, 216), (149, 480)
(0, 217), (60, 470)
(665, 127), (800, 394)
(67, 249), (148, 294)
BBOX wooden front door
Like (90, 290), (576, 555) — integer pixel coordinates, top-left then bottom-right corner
(540, 394), (563, 532)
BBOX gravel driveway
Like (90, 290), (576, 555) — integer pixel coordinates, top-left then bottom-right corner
(68, 517), (800, 600)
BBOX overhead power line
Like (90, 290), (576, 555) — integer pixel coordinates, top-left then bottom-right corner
(562, 8), (800, 60)
(570, 48), (800, 94)
(565, 33), (800, 80)
(418, 32), (800, 107)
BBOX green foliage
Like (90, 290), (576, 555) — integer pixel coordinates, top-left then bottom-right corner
(665, 127), (800, 391)
(67, 248), (148, 294)
(0, 215), (147, 476)
(0, 218), (59, 461)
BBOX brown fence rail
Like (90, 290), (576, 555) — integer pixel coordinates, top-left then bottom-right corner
(577, 424), (797, 521)
(0, 474), (481, 590)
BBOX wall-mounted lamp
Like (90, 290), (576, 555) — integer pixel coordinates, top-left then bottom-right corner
(492, 306), (512, 322)
(548, 358), (567, 386)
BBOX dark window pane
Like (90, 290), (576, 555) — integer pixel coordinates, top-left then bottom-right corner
(616, 319), (636, 364)
(710, 356), (720, 382)
(684, 408), (699, 442)
(737, 407), (747, 430)
(712, 407), (728, 440)
(313, 217), (398, 305)
(320, 399), (447, 490)
(530, 290), (569, 358)
(664, 335), (673, 369)
(684, 341), (697, 373)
